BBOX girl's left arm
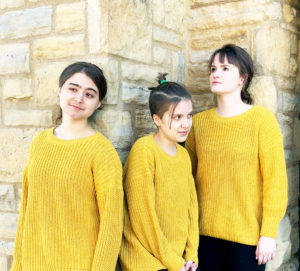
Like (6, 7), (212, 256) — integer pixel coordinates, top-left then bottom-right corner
(258, 112), (288, 239)
(184, 163), (199, 264)
(91, 148), (123, 271)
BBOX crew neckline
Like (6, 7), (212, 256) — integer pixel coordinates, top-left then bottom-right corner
(211, 105), (256, 121)
(150, 134), (180, 159)
(47, 127), (100, 145)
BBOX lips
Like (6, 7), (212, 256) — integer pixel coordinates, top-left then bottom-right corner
(70, 104), (83, 110)
(178, 131), (188, 136)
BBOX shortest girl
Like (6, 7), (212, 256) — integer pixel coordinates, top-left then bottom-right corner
(120, 73), (199, 271)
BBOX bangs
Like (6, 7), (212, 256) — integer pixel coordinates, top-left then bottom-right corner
(209, 48), (240, 69)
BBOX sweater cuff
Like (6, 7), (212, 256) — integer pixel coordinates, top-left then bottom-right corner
(184, 251), (198, 264)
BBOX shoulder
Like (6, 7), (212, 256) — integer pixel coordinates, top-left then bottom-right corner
(30, 128), (52, 147)
(252, 105), (275, 119)
(129, 135), (154, 157)
(192, 108), (214, 122)
(177, 144), (192, 163)
(251, 106), (279, 128)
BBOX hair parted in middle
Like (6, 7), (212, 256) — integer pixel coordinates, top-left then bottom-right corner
(148, 73), (192, 121)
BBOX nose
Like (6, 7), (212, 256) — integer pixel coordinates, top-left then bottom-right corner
(181, 117), (189, 128)
(74, 91), (84, 102)
(212, 68), (220, 78)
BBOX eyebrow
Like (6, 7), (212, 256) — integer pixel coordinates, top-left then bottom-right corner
(68, 83), (98, 94)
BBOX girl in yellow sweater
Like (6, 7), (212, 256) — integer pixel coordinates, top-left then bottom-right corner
(120, 73), (199, 271)
(11, 62), (123, 271)
(186, 44), (287, 271)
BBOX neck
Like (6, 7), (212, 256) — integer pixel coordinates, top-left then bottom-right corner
(55, 116), (95, 139)
(154, 131), (177, 156)
(216, 92), (251, 117)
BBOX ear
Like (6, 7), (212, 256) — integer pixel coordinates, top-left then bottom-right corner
(96, 101), (101, 110)
(239, 75), (246, 87)
(58, 87), (61, 96)
(152, 114), (161, 127)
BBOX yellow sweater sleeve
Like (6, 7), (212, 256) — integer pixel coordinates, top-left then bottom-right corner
(91, 147), (123, 271)
(124, 142), (186, 271)
(10, 166), (28, 271)
(184, 172), (199, 263)
(258, 112), (288, 238)
(185, 125), (197, 178)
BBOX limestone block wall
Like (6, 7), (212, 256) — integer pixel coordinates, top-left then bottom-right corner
(186, 0), (300, 270)
(0, 1), (187, 270)
(0, 0), (299, 271)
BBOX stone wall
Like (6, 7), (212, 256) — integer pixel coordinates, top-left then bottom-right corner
(187, 0), (300, 270)
(0, 0), (299, 271)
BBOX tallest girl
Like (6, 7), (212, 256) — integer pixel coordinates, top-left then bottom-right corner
(186, 44), (287, 271)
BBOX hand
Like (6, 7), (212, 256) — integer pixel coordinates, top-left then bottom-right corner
(184, 260), (198, 271)
(255, 236), (276, 265)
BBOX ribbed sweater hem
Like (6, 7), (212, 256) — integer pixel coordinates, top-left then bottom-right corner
(22, 266), (90, 271)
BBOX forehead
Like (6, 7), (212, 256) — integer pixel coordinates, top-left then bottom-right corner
(65, 73), (98, 89)
(211, 53), (231, 65)
(173, 99), (193, 114)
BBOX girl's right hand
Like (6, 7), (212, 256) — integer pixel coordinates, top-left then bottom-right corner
(184, 260), (198, 271)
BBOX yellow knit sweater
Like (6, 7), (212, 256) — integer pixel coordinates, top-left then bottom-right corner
(11, 128), (123, 271)
(120, 135), (199, 271)
(185, 105), (287, 246)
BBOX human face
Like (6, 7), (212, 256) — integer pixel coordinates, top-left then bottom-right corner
(210, 54), (244, 96)
(58, 72), (101, 121)
(154, 99), (193, 144)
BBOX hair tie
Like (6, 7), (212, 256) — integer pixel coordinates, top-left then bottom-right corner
(160, 79), (166, 84)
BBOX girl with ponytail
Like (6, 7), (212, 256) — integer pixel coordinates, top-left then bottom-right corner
(120, 74), (199, 271)
(185, 44), (287, 271)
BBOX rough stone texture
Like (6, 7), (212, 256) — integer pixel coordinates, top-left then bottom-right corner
(190, 29), (249, 50)
(136, 109), (156, 129)
(4, 110), (52, 127)
(172, 52), (185, 83)
(0, 240), (14, 256)
(0, 213), (18, 239)
(99, 0), (152, 63)
(277, 113), (293, 149)
(153, 0), (165, 25)
(153, 47), (171, 65)
(0, 0), (24, 9)
(294, 116), (300, 161)
(189, 1), (281, 30)
(0, 129), (42, 183)
(164, 0), (185, 32)
(0, 256), (7, 271)
(254, 27), (290, 76)
(191, 93), (215, 113)
(122, 61), (165, 83)
(286, 167), (299, 208)
(121, 83), (150, 105)
(0, 44), (29, 74)
(266, 216), (292, 270)
(92, 110), (133, 149)
(283, 4), (296, 23)
(35, 62), (68, 106)
(249, 76), (277, 114)
(153, 26), (183, 48)
(33, 35), (85, 59)
(278, 91), (299, 113)
(55, 2), (85, 33)
(0, 185), (15, 211)
(2, 78), (32, 100)
(0, 6), (51, 39)
(88, 0), (101, 54)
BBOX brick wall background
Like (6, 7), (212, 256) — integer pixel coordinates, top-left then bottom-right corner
(0, 0), (299, 270)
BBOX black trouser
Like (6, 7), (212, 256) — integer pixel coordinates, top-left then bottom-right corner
(198, 235), (265, 271)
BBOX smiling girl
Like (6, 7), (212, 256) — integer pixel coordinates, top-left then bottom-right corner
(120, 73), (199, 271)
(185, 44), (287, 271)
(11, 62), (123, 271)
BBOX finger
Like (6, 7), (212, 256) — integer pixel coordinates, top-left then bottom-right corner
(257, 253), (264, 265)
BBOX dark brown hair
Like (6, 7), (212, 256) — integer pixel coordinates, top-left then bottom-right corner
(149, 73), (192, 126)
(209, 44), (254, 104)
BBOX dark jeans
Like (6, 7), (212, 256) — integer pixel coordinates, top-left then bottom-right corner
(198, 235), (265, 271)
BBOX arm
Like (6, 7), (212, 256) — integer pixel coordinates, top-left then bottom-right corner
(183, 172), (199, 264)
(10, 166), (29, 271)
(256, 112), (288, 264)
(91, 148), (123, 271)
(185, 125), (198, 178)
(125, 142), (186, 271)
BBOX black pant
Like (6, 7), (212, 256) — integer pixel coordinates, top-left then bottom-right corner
(198, 235), (265, 271)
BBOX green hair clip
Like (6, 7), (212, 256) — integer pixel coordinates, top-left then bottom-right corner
(160, 79), (166, 84)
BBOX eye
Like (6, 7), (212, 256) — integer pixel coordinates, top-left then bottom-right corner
(68, 87), (77, 92)
(85, 92), (95, 98)
(223, 67), (229, 71)
(210, 67), (216, 72)
(173, 115), (180, 120)
(187, 114), (193, 119)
